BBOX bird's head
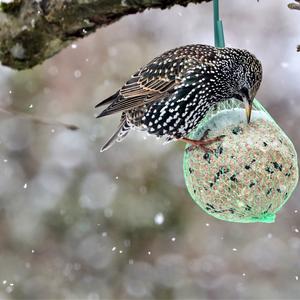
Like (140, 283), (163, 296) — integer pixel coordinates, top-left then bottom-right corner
(229, 49), (263, 123)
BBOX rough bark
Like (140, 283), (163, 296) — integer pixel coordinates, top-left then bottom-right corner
(288, 0), (300, 51)
(0, 0), (211, 70)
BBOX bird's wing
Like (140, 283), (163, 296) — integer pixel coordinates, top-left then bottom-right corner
(97, 55), (200, 117)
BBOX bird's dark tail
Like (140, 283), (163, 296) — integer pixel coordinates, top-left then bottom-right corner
(101, 117), (130, 152)
(95, 91), (119, 108)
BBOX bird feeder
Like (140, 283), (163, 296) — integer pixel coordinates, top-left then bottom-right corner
(183, 0), (299, 223)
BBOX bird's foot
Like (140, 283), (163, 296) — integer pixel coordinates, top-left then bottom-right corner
(181, 133), (225, 153)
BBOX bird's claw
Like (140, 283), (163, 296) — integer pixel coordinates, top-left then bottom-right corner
(213, 134), (226, 142)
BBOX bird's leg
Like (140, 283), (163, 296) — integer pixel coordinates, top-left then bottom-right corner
(180, 131), (225, 153)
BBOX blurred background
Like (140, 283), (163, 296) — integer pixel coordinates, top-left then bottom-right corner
(0, 0), (300, 299)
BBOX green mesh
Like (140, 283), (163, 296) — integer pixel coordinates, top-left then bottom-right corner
(183, 99), (299, 223)
(183, 0), (298, 223)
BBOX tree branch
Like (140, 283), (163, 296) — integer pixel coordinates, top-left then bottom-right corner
(0, 0), (211, 70)
(288, 0), (300, 51)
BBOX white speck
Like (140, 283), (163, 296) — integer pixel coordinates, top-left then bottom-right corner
(296, 275), (299, 281)
(2, 280), (7, 285)
(9, 90), (12, 94)
(51, 129), (55, 133)
(267, 233), (273, 239)
(29, 104), (33, 109)
(171, 237), (176, 242)
(71, 44), (77, 49)
(232, 248), (237, 252)
(31, 249), (35, 253)
(295, 228), (299, 233)
(23, 183), (28, 189)
(295, 210), (298, 214)
(115, 176), (119, 180)
(3, 159), (7, 163)
(119, 250), (123, 254)
(281, 62), (289, 68)
(9, 283), (14, 287)
(148, 251), (151, 255)
(242, 273), (246, 277)
(205, 223), (210, 227)
(102, 232), (107, 237)
(74, 70), (82, 79)
(154, 212), (164, 225)
(121, 0), (129, 7)
(112, 247), (116, 252)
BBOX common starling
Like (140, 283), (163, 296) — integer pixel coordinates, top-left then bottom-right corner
(96, 44), (262, 152)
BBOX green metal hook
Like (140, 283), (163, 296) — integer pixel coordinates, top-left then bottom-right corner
(213, 0), (225, 48)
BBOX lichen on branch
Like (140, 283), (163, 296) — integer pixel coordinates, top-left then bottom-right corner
(0, 0), (210, 70)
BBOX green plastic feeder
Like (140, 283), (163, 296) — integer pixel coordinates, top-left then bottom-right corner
(183, 0), (299, 223)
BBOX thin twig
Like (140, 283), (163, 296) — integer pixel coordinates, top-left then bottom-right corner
(0, 107), (79, 131)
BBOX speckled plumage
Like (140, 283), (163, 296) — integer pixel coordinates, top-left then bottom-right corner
(96, 44), (262, 151)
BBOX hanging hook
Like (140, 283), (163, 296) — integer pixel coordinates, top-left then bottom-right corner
(213, 1), (263, 114)
(213, 0), (225, 48)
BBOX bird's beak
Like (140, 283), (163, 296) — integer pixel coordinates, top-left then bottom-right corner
(243, 97), (252, 124)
